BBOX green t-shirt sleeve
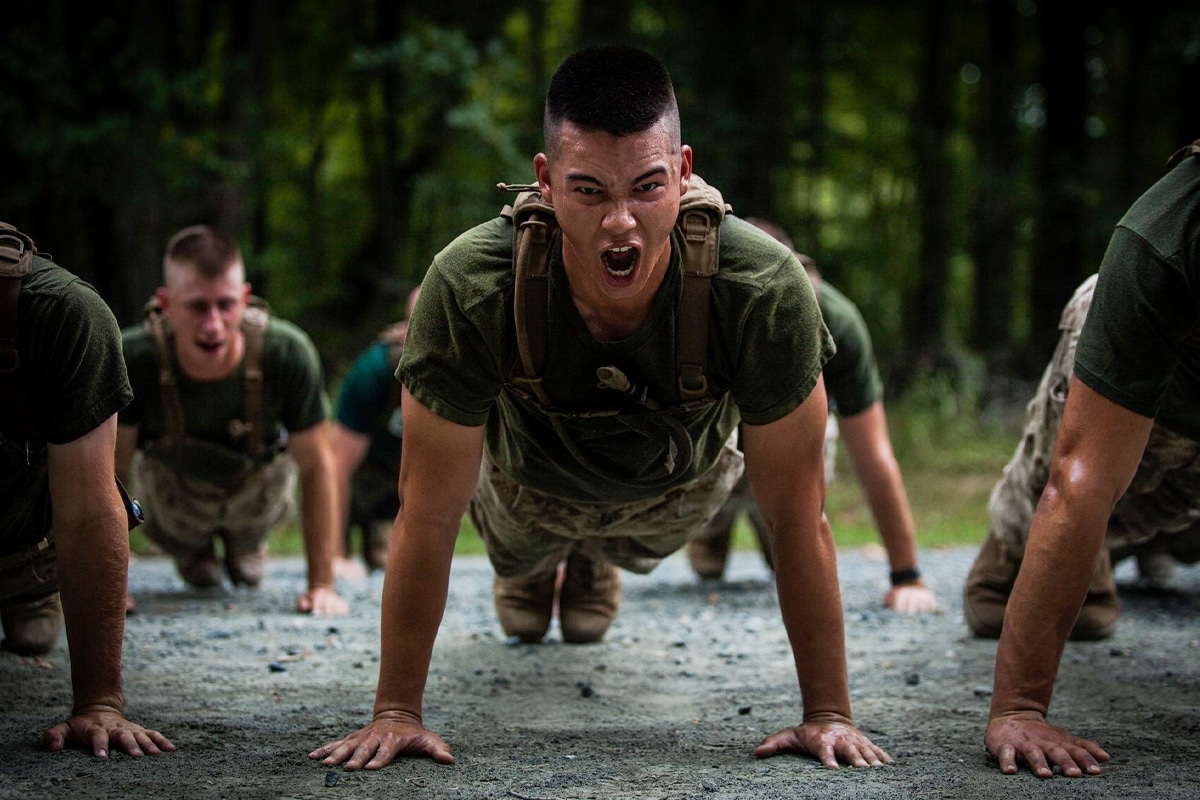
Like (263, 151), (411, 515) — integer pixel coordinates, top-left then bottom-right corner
(335, 342), (395, 434)
(24, 264), (132, 444)
(818, 281), (884, 417)
(396, 221), (511, 427)
(269, 319), (330, 434)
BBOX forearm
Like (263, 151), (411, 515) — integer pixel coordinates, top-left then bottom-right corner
(373, 511), (457, 718)
(990, 488), (1109, 718)
(55, 508), (129, 713)
(299, 467), (338, 590)
(773, 514), (853, 720)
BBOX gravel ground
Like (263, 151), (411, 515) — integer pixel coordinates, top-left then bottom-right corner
(2, 544), (1200, 800)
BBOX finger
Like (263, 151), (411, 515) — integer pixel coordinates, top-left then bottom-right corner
(110, 728), (145, 757)
(818, 741), (841, 769)
(1077, 738), (1110, 764)
(88, 727), (112, 759)
(753, 731), (789, 759)
(295, 593), (314, 613)
(43, 723), (67, 752)
(148, 730), (177, 752)
(840, 742), (867, 767)
(996, 743), (1019, 775)
(1021, 746), (1053, 779)
(345, 740), (380, 771)
(133, 730), (164, 756)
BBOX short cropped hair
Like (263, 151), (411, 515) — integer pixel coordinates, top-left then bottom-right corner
(544, 45), (680, 155)
(164, 225), (241, 280)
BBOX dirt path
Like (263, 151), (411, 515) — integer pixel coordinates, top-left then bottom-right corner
(2, 546), (1199, 799)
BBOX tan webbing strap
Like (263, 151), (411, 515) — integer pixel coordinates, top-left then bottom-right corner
(1166, 138), (1200, 169)
(499, 175), (729, 407)
(240, 299), (270, 457)
(0, 223), (37, 442)
(674, 175), (728, 402)
(503, 187), (556, 406)
(143, 299), (188, 445)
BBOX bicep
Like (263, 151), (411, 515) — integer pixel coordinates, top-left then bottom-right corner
(741, 378), (829, 524)
(398, 386), (484, 529)
(47, 415), (121, 531)
(1052, 378), (1154, 506)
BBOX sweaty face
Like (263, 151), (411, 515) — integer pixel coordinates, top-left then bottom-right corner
(158, 262), (250, 381)
(535, 120), (692, 315)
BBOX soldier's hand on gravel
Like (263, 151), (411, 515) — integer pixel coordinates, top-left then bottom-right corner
(986, 713), (1109, 778)
(754, 713), (893, 768)
(884, 583), (939, 614)
(44, 707), (176, 758)
(309, 710), (454, 769)
(296, 586), (349, 617)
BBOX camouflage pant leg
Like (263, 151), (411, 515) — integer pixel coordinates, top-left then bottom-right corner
(1107, 426), (1200, 559)
(135, 454), (298, 559)
(987, 273), (1200, 558)
(987, 275), (1096, 556)
(469, 432), (744, 578)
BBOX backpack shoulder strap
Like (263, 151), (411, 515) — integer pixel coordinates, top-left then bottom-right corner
(500, 182), (557, 406)
(0, 223), (38, 442)
(239, 296), (271, 457)
(143, 297), (188, 444)
(673, 175), (729, 402)
(498, 175), (730, 407)
(1166, 138), (1200, 169)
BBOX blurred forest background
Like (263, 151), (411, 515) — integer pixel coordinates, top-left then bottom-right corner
(4, 2), (1200, 550)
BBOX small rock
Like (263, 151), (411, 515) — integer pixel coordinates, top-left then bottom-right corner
(268, 661), (287, 672)
(905, 673), (920, 686)
(738, 706), (751, 715)
(324, 770), (340, 787)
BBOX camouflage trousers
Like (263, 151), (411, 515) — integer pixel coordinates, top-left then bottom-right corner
(468, 432), (745, 578)
(134, 453), (298, 560)
(987, 273), (1200, 561)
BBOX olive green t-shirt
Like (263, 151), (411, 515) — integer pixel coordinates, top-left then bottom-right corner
(120, 316), (330, 487)
(817, 280), (884, 417)
(1075, 154), (1200, 440)
(397, 212), (835, 504)
(1, 256), (133, 549)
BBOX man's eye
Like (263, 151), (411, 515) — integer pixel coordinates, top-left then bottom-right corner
(636, 181), (663, 193)
(576, 186), (601, 196)
(187, 302), (209, 314)
(217, 299), (237, 312)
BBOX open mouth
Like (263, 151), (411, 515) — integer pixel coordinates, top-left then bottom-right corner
(196, 340), (223, 354)
(602, 246), (638, 278)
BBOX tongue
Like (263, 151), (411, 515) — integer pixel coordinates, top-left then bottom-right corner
(604, 249), (636, 275)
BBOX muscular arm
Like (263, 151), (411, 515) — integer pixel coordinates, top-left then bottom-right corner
(742, 379), (891, 768)
(311, 387), (484, 768)
(288, 420), (349, 616)
(45, 414), (174, 757)
(114, 424), (138, 487)
(838, 402), (936, 613)
(987, 378), (1149, 777)
(329, 421), (371, 553)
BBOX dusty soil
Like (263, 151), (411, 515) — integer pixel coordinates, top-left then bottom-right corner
(2, 545), (1200, 800)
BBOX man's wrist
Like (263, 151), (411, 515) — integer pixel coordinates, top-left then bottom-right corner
(889, 567), (922, 587)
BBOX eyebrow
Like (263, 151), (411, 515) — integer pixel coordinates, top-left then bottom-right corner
(563, 166), (668, 188)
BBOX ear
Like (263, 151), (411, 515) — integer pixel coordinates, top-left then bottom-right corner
(534, 153), (552, 203)
(678, 145), (693, 196)
(155, 286), (172, 314)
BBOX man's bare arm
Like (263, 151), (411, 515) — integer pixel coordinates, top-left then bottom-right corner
(742, 378), (891, 768)
(838, 402), (936, 612)
(288, 420), (349, 616)
(328, 421), (371, 562)
(310, 387), (484, 769)
(45, 414), (175, 757)
(987, 378), (1150, 777)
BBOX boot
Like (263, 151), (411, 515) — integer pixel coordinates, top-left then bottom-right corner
(962, 535), (1020, 639)
(559, 554), (621, 644)
(1071, 548), (1119, 641)
(964, 534), (1121, 640)
(176, 540), (223, 588)
(494, 570), (557, 643)
(1, 592), (64, 655)
(687, 527), (732, 580)
(221, 531), (267, 588)
(365, 520), (391, 571)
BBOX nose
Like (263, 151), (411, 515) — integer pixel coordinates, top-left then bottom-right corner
(602, 199), (636, 236)
(201, 303), (224, 330)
